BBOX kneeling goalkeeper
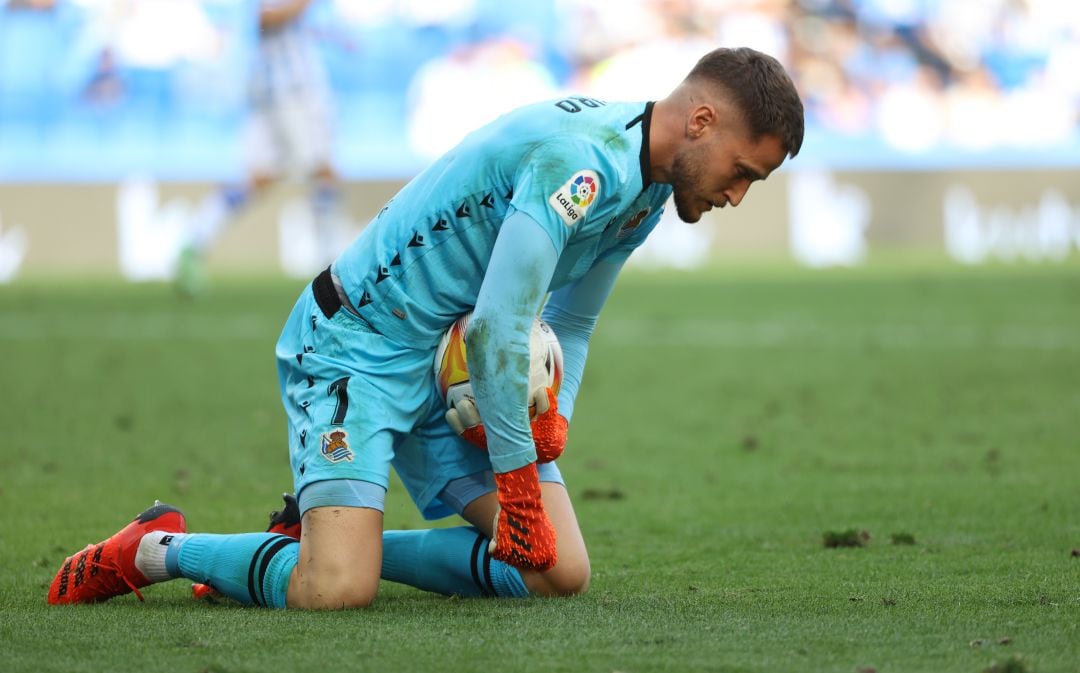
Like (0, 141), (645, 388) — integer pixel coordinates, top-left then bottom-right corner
(48, 47), (803, 608)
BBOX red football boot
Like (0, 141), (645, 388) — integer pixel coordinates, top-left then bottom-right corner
(190, 582), (219, 602)
(48, 501), (186, 604)
(266, 493), (301, 539)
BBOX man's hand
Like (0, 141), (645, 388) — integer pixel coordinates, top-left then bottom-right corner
(529, 387), (567, 463)
(490, 463), (557, 571)
(444, 395), (488, 448)
(445, 387), (567, 463)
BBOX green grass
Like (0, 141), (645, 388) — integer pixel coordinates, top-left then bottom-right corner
(2, 261), (1079, 673)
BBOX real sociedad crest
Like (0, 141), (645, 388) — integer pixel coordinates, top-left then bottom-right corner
(320, 430), (354, 463)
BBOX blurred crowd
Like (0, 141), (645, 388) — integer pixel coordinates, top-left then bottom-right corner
(567, 0), (1079, 154)
(1, 0), (1078, 177)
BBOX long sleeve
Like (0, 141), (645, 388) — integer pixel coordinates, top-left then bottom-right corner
(541, 255), (627, 421)
(466, 208), (560, 473)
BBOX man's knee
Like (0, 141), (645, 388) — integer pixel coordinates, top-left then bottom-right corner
(528, 551), (591, 597)
(288, 565), (378, 610)
(286, 505), (383, 610)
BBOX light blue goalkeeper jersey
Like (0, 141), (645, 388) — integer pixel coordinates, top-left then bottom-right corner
(333, 97), (672, 472)
(335, 97), (671, 346)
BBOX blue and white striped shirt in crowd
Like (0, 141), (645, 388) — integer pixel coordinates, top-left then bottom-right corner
(249, 0), (330, 107)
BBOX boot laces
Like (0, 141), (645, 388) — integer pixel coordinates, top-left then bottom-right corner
(77, 543), (146, 602)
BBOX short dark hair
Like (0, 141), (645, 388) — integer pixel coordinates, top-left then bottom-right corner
(687, 47), (804, 158)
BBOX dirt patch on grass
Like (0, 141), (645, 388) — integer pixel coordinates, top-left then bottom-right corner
(983, 654), (1030, 673)
(581, 487), (626, 501)
(823, 529), (870, 548)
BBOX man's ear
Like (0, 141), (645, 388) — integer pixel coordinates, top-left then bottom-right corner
(686, 103), (716, 139)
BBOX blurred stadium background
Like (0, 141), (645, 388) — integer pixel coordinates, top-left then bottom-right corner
(1, 0), (1078, 281)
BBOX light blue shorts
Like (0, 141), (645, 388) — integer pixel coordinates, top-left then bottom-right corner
(276, 283), (564, 520)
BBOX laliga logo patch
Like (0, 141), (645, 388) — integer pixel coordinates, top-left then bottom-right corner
(617, 208), (651, 239)
(570, 173), (598, 207)
(548, 170), (600, 227)
(320, 430), (354, 463)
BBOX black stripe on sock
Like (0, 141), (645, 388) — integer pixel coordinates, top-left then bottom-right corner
(254, 537), (298, 607)
(481, 541), (496, 597)
(469, 534), (490, 597)
(247, 536), (284, 606)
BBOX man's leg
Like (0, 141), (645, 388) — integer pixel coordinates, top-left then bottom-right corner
(273, 262), (417, 606)
(174, 477), (387, 609)
(177, 174), (273, 296)
(287, 506), (382, 609)
(47, 501), (301, 607)
(176, 506), (382, 609)
(178, 97), (280, 297)
(308, 165), (347, 268)
(460, 481), (590, 597)
(380, 467), (590, 599)
(49, 502), (382, 610)
(158, 529), (299, 608)
(380, 526), (529, 598)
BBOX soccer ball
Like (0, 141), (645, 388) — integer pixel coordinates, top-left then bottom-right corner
(433, 312), (563, 418)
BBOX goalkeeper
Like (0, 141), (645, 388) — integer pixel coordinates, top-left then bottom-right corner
(49, 47), (804, 608)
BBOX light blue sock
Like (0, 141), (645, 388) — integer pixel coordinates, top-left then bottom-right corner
(381, 527), (529, 598)
(164, 533), (298, 608)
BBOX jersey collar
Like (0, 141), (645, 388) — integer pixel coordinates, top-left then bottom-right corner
(625, 101), (655, 191)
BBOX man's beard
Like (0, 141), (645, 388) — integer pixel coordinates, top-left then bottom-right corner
(668, 144), (708, 223)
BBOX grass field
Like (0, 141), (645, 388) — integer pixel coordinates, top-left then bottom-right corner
(2, 262), (1078, 673)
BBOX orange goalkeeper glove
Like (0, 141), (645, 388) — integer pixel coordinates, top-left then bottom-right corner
(490, 462), (558, 571)
(445, 387), (567, 463)
(529, 387), (567, 463)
